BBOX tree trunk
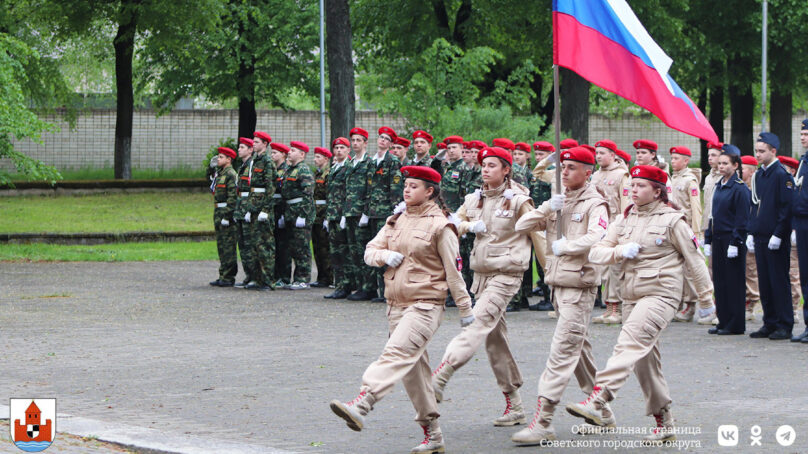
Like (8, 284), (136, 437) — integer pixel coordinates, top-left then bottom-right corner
(771, 89), (793, 157)
(325, 0), (355, 142)
(729, 85), (754, 155)
(113, 0), (140, 180)
(559, 67), (589, 144)
(236, 11), (257, 140)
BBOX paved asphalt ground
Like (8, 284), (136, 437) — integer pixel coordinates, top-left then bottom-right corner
(1, 261), (806, 453)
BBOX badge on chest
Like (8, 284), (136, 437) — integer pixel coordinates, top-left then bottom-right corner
(495, 209), (513, 217)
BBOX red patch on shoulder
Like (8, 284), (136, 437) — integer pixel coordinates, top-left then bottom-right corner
(456, 256), (463, 271)
(691, 188), (699, 197)
(598, 216), (608, 229)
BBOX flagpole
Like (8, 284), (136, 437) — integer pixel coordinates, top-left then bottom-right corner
(553, 63), (562, 240)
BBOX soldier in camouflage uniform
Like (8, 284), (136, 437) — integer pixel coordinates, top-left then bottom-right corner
(528, 141), (554, 310)
(324, 137), (353, 299)
(411, 130), (434, 167)
(210, 147), (239, 286)
(280, 141), (316, 290)
(242, 131), (276, 290)
(392, 137), (411, 166)
(492, 138), (526, 186)
(437, 135), (467, 307)
(345, 128), (375, 301)
(459, 141), (485, 294)
(271, 143), (292, 287)
(233, 137), (255, 288)
(364, 126), (404, 302)
(311, 146), (333, 288)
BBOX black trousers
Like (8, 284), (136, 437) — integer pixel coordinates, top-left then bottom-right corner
(754, 234), (794, 333)
(711, 233), (746, 333)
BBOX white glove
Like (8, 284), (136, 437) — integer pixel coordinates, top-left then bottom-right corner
(470, 220), (487, 234)
(549, 193), (566, 211)
(621, 242), (641, 259)
(746, 235), (755, 253)
(460, 315), (475, 327)
(257, 211), (268, 222)
(244, 212), (251, 223)
(448, 213), (461, 227)
(703, 244), (711, 257)
(209, 156), (218, 168)
(393, 201), (407, 215)
(768, 235), (781, 250)
(385, 251), (404, 267)
(220, 219), (230, 226)
(339, 216), (346, 230)
(359, 213), (369, 227)
(295, 217), (306, 228)
(323, 219), (329, 232)
(551, 236), (568, 256)
(727, 245), (738, 258)
(278, 215), (286, 228)
(434, 148), (447, 161)
(792, 230), (797, 245)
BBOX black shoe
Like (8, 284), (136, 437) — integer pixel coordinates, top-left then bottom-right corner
(234, 280), (249, 288)
(445, 295), (456, 308)
(749, 327), (775, 338)
(791, 328), (808, 342)
(530, 300), (554, 311)
(328, 288), (350, 299)
(209, 280), (222, 287)
(371, 297), (386, 303)
(347, 290), (373, 301)
(717, 329), (742, 335)
(505, 303), (520, 312)
(802, 335), (808, 343)
(768, 329), (790, 340)
(309, 281), (328, 288)
(532, 286), (544, 296)
(708, 327), (719, 334)
(245, 282), (260, 289)
(219, 281), (235, 287)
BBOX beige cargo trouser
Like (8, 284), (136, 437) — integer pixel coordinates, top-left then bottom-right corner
(594, 296), (676, 416)
(537, 286), (598, 403)
(746, 249), (760, 304)
(602, 265), (622, 303)
(362, 302), (445, 424)
(790, 246), (802, 312)
(441, 273), (524, 393)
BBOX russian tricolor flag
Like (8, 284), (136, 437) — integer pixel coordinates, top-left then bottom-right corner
(553, 0), (719, 143)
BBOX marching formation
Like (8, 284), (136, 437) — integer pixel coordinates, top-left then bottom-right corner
(206, 123), (808, 452)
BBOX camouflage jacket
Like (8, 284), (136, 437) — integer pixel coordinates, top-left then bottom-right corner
(411, 154), (433, 168)
(530, 175), (552, 207)
(234, 154), (253, 219)
(344, 155), (371, 217)
(272, 161), (288, 213)
(213, 164), (238, 221)
(243, 152), (276, 215)
(314, 164), (330, 221)
(281, 160), (315, 224)
(326, 159), (350, 220)
(512, 162), (530, 186)
(460, 163), (483, 196)
(441, 159), (466, 211)
(365, 152), (404, 218)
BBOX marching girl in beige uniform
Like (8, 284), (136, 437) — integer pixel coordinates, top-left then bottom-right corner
(432, 147), (541, 427)
(330, 166), (474, 454)
(566, 165), (713, 446)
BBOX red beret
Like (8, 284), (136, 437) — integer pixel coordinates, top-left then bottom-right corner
(633, 139), (658, 151)
(630, 165), (668, 184)
(378, 126), (397, 140)
(218, 147), (236, 159)
(492, 138), (515, 151)
(468, 140), (487, 150)
(478, 147), (513, 166)
(533, 141), (555, 152)
(332, 137), (350, 148)
(436, 142), (447, 150)
(594, 140), (617, 152)
(669, 146), (691, 157)
(401, 165), (441, 184)
(615, 149), (632, 163)
(253, 131), (272, 142)
(515, 142), (531, 152)
(314, 147), (332, 158)
(444, 135), (464, 145)
(395, 137), (411, 147)
(239, 137), (254, 147)
(270, 142), (290, 154)
(778, 155), (799, 170)
(462, 141), (470, 148)
(741, 155), (759, 166)
(561, 147), (596, 165)
(290, 141), (309, 153)
(706, 141), (724, 150)
(560, 138), (579, 150)
(350, 127), (368, 139)
(582, 144), (596, 156)
(412, 130), (433, 143)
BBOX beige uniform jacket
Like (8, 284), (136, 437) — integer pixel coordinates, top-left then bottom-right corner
(514, 183), (610, 288)
(702, 169), (721, 232)
(591, 161), (630, 220)
(588, 200), (713, 307)
(669, 168), (703, 236)
(365, 201), (472, 317)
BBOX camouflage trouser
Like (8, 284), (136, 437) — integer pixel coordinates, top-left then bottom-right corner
(247, 216), (275, 287)
(328, 219), (351, 291)
(312, 216), (332, 285)
(460, 233), (475, 293)
(289, 222), (313, 283)
(237, 221), (254, 283)
(366, 218), (386, 296)
(273, 205), (292, 284)
(215, 217), (238, 283)
(345, 216), (373, 293)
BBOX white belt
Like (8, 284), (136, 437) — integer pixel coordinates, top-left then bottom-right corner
(240, 192), (249, 197)
(272, 194), (282, 199)
(251, 188), (266, 193)
(287, 197), (304, 204)
(315, 200), (327, 205)
(216, 202), (227, 208)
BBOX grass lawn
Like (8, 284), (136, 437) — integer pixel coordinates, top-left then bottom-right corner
(0, 241), (218, 262)
(0, 192), (212, 233)
(9, 166), (204, 182)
